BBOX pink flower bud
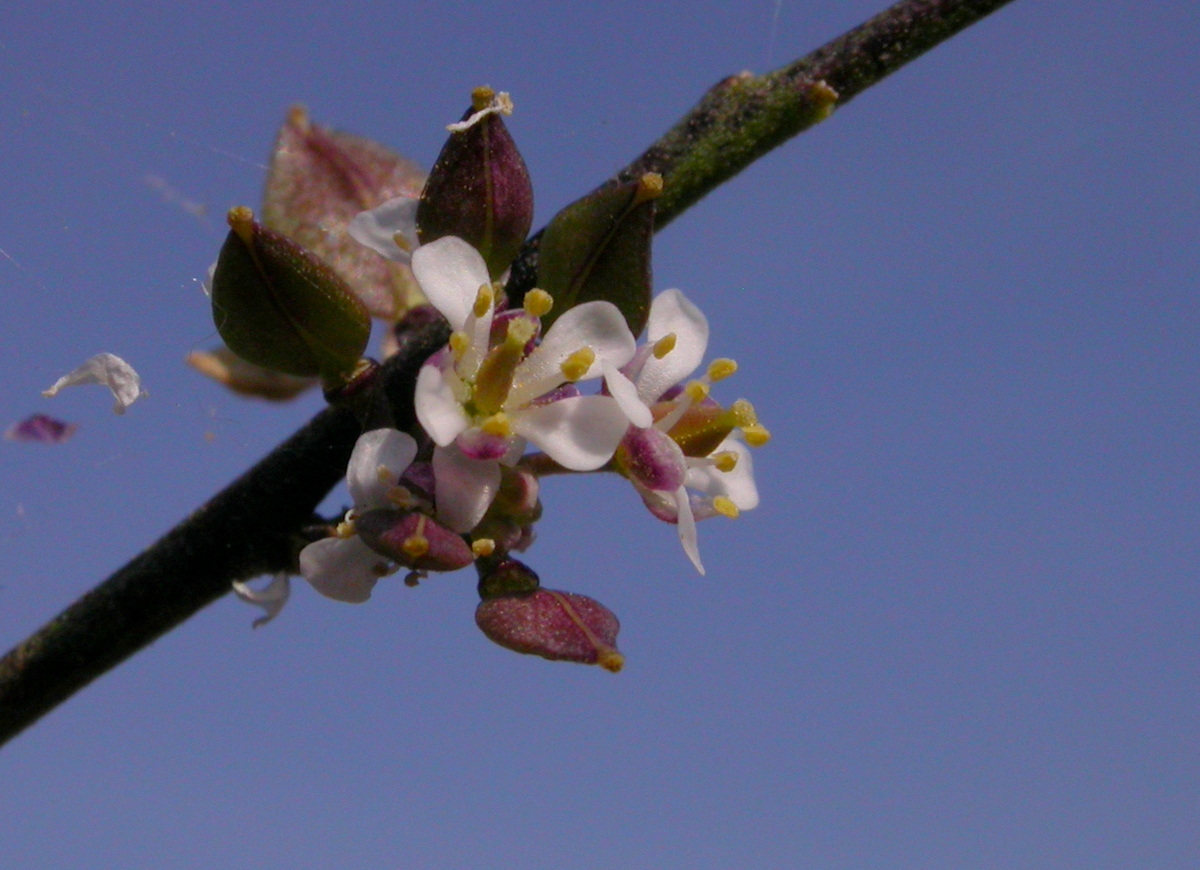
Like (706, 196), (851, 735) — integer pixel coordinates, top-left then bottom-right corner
(355, 508), (474, 573)
(417, 87), (533, 279)
(476, 587), (624, 672)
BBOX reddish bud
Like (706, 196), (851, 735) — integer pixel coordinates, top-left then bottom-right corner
(476, 575), (624, 672)
(417, 87), (533, 279)
(356, 508), (474, 573)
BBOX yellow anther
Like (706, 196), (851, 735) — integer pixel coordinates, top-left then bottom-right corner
(707, 358), (738, 381)
(505, 316), (536, 347)
(392, 231), (412, 253)
(597, 648), (625, 673)
(523, 288), (554, 317)
(684, 380), (710, 402)
(226, 206), (255, 246)
(473, 283), (494, 318)
(471, 86), (495, 111)
(713, 450), (739, 473)
(730, 398), (758, 427)
(652, 333), (677, 359)
(287, 104), (309, 130)
(742, 424), (772, 447)
(334, 520), (356, 539)
(402, 534), (430, 560)
(480, 413), (512, 437)
(449, 330), (471, 359)
(386, 485), (416, 508)
(471, 538), (496, 558)
(634, 172), (664, 205)
(560, 347), (596, 382)
(713, 496), (739, 519)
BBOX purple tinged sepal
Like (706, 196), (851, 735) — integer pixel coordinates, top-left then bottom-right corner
(614, 426), (687, 491)
(417, 87), (533, 280)
(536, 172), (662, 335)
(211, 206), (371, 384)
(355, 508), (474, 573)
(476, 558), (624, 672)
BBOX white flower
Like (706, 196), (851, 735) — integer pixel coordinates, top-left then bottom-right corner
(298, 428), (418, 603)
(411, 236), (636, 531)
(607, 289), (762, 575)
(43, 353), (147, 414)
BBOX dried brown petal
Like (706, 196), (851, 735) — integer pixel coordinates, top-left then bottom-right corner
(262, 106), (426, 319)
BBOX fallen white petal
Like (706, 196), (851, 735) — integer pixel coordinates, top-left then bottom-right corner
(43, 353), (147, 415)
(446, 91), (513, 132)
(232, 574), (291, 628)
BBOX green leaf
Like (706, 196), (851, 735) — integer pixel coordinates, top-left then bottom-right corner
(212, 208), (371, 383)
(536, 174), (660, 335)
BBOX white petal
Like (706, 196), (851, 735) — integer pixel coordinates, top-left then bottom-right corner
(507, 302), (637, 408)
(603, 362), (653, 428)
(411, 236), (491, 328)
(415, 364), (471, 447)
(346, 428), (418, 508)
(513, 395), (630, 471)
(231, 574), (291, 628)
(432, 444), (502, 532)
(637, 289), (709, 403)
(674, 487), (705, 575)
(685, 436), (759, 510)
(348, 196), (420, 263)
(299, 536), (385, 603)
(446, 91), (513, 132)
(43, 353), (147, 414)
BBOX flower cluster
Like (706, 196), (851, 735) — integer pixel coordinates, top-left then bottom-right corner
(213, 89), (769, 670)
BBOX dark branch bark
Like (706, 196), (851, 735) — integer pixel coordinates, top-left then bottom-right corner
(0, 0), (1016, 748)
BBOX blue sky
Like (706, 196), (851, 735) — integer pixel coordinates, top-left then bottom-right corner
(1, 1), (1198, 867)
